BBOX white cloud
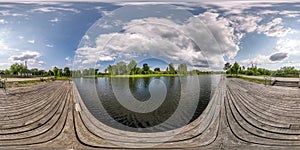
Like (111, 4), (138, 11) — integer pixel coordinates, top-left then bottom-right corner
(0, 10), (26, 17)
(9, 51), (41, 62)
(18, 36), (24, 39)
(29, 7), (80, 13)
(0, 19), (8, 24)
(274, 38), (300, 55)
(37, 61), (45, 65)
(28, 40), (35, 44)
(101, 11), (114, 17)
(82, 35), (90, 40)
(230, 15), (263, 33)
(196, 12), (242, 59)
(0, 62), (10, 70)
(0, 40), (19, 55)
(5, 50), (45, 69)
(65, 57), (71, 61)
(50, 17), (60, 23)
(257, 18), (291, 37)
(240, 54), (270, 67)
(260, 10), (300, 18)
(76, 15), (237, 70)
(240, 37), (300, 68)
(46, 44), (53, 48)
(203, 1), (274, 15)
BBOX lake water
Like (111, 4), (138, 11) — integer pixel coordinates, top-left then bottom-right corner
(74, 75), (221, 132)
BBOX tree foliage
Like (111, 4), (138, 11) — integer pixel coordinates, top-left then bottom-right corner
(168, 63), (176, 74)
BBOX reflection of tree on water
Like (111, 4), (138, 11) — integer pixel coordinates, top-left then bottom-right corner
(129, 77), (151, 101)
(76, 75), (215, 132)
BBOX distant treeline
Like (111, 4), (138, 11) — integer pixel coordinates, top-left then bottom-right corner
(73, 60), (214, 77)
(0, 63), (71, 78)
(224, 62), (300, 77)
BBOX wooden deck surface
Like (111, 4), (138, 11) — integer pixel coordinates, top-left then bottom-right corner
(1, 78), (300, 149)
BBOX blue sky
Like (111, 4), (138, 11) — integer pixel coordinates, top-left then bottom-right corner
(0, 1), (300, 71)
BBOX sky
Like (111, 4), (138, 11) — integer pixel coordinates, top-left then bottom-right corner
(0, 0), (300, 72)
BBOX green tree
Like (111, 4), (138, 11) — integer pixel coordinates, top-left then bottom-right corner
(10, 63), (19, 75)
(154, 67), (160, 72)
(95, 68), (99, 75)
(127, 60), (137, 75)
(58, 69), (63, 77)
(168, 63), (176, 74)
(135, 67), (143, 74)
(64, 67), (71, 77)
(10, 63), (27, 76)
(38, 70), (46, 76)
(31, 68), (39, 76)
(276, 66), (299, 77)
(142, 63), (150, 74)
(223, 62), (231, 71)
(107, 65), (113, 75)
(231, 62), (240, 77)
(177, 63), (187, 74)
(48, 70), (54, 76)
(53, 67), (59, 76)
(114, 62), (126, 75)
(73, 70), (82, 77)
(4, 69), (10, 75)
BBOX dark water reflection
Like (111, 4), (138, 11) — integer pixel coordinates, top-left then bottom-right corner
(74, 75), (221, 132)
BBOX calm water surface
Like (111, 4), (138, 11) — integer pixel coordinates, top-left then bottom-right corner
(74, 75), (221, 132)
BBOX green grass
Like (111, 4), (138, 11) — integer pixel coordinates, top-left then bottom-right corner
(81, 73), (213, 78)
(6, 80), (43, 88)
(55, 76), (71, 80)
(226, 74), (271, 85)
(97, 74), (185, 78)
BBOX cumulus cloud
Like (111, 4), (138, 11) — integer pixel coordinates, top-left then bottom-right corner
(269, 52), (288, 61)
(76, 14), (237, 70)
(46, 44), (53, 48)
(0, 62), (11, 70)
(257, 18), (291, 37)
(0, 10), (26, 17)
(37, 61), (45, 65)
(196, 12), (242, 59)
(82, 35), (90, 40)
(29, 7), (80, 13)
(0, 40), (19, 54)
(75, 3), (297, 70)
(260, 10), (300, 18)
(274, 38), (300, 55)
(28, 40), (35, 44)
(230, 15), (262, 33)
(65, 57), (71, 61)
(241, 54), (269, 66)
(50, 18), (60, 23)
(101, 11), (114, 17)
(9, 51), (41, 62)
(0, 19), (8, 24)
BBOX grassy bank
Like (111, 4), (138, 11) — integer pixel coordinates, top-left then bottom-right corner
(226, 74), (271, 85)
(55, 76), (71, 80)
(6, 80), (44, 88)
(81, 73), (217, 78)
(3, 77), (70, 88)
(95, 74), (186, 78)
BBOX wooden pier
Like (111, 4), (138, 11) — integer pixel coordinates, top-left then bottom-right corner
(0, 78), (300, 149)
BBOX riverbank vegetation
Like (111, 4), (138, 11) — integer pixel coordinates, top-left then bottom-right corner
(72, 60), (217, 78)
(224, 62), (300, 78)
(0, 61), (217, 80)
(0, 63), (71, 79)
